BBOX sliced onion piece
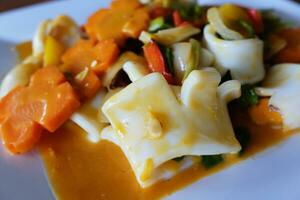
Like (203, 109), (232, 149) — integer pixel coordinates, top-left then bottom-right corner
(154, 24), (200, 45)
(207, 7), (244, 40)
(172, 42), (192, 82)
(0, 55), (42, 97)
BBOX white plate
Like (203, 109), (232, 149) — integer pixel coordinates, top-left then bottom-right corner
(0, 1), (300, 200)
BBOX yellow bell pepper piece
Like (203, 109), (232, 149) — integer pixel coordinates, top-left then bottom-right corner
(219, 4), (251, 36)
(43, 36), (64, 67)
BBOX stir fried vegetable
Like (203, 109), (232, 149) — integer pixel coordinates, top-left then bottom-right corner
(170, 1), (204, 21)
(148, 17), (172, 33)
(0, 67), (80, 154)
(236, 19), (255, 38)
(238, 85), (258, 108)
(183, 39), (200, 80)
(249, 98), (282, 126)
(246, 9), (263, 34)
(143, 42), (174, 83)
(0, 0), (297, 160)
(44, 36), (65, 67)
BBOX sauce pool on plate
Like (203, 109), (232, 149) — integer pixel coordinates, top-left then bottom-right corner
(39, 113), (292, 200)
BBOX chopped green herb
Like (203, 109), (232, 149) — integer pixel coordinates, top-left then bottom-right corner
(234, 126), (251, 155)
(201, 154), (223, 169)
(148, 17), (172, 33)
(238, 85), (258, 107)
(236, 19), (255, 38)
(159, 44), (175, 75)
(173, 156), (185, 162)
(183, 38), (201, 80)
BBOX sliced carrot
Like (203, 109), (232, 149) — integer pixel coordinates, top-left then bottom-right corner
(85, 9), (127, 46)
(249, 98), (282, 126)
(62, 40), (96, 74)
(74, 69), (101, 99)
(0, 86), (26, 124)
(0, 67), (80, 154)
(62, 39), (119, 75)
(110, 0), (140, 11)
(122, 7), (150, 38)
(90, 39), (119, 74)
(31, 82), (80, 132)
(274, 28), (300, 63)
(1, 114), (42, 154)
(84, 0), (148, 46)
(30, 67), (65, 86)
(16, 82), (80, 132)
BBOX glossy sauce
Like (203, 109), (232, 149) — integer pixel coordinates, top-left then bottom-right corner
(39, 113), (293, 200)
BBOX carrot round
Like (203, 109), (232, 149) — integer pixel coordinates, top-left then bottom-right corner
(1, 115), (42, 154)
(0, 67), (81, 154)
(74, 69), (102, 100)
(62, 39), (119, 75)
(30, 66), (65, 86)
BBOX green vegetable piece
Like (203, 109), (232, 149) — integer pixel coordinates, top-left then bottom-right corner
(171, 1), (203, 20)
(159, 45), (175, 75)
(149, 17), (164, 32)
(183, 38), (201, 80)
(148, 17), (172, 33)
(238, 84), (258, 107)
(201, 154), (223, 169)
(173, 156), (185, 162)
(234, 126), (251, 155)
(236, 19), (255, 38)
(193, 5), (204, 19)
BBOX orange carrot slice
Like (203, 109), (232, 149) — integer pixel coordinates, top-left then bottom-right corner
(17, 82), (80, 132)
(1, 115), (42, 154)
(74, 69), (102, 99)
(84, 0), (148, 46)
(62, 39), (119, 75)
(249, 98), (282, 125)
(0, 86), (25, 124)
(30, 67), (65, 86)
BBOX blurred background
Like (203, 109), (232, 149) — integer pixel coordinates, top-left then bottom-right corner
(0, 0), (51, 12)
(0, 0), (299, 12)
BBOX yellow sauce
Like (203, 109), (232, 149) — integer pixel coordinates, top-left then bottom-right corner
(39, 113), (293, 200)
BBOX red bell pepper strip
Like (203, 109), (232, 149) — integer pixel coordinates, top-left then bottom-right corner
(173, 10), (183, 27)
(143, 42), (174, 84)
(246, 9), (263, 34)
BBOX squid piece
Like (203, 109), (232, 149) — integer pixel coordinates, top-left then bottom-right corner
(33, 15), (81, 56)
(101, 68), (241, 187)
(255, 64), (300, 131)
(203, 24), (265, 84)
